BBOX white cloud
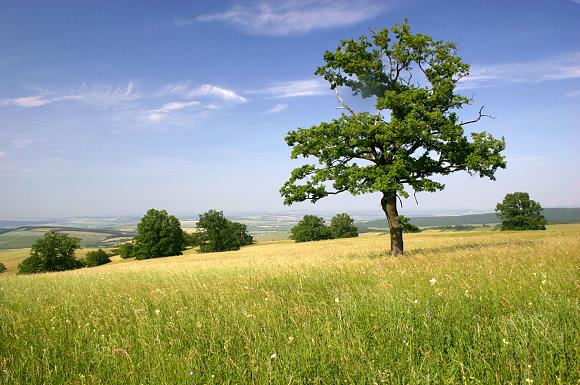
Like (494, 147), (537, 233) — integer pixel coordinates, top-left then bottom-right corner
(459, 51), (580, 89)
(0, 82), (138, 109)
(264, 103), (288, 113)
(249, 79), (328, 98)
(161, 82), (247, 104)
(0, 96), (52, 107)
(195, 0), (389, 36)
(148, 100), (201, 122)
(0, 81), (246, 129)
(189, 84), (248, 103)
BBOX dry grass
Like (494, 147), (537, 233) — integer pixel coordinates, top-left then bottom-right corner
(0, 225), (578, 384)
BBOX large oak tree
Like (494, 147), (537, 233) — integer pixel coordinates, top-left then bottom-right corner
(281, 22), (506, 255)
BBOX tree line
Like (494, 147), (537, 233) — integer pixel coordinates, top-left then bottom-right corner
(16, 208), (254, 274)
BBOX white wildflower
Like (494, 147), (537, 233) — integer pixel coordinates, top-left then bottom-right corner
(270, 353), (277, 359)
(429, 277), (437, 286)
(155, 309), (161, 315)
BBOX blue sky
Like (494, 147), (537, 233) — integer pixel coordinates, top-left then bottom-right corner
(0, 0), (579, 218)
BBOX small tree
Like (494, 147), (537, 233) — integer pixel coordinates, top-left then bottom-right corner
(0, 263), (7, 273)
(280, 21), (506, 255)
(398, 216), (422, 233)
(290, 215), (332, 242)
(195, 210), (253, 253)
(117, 242), (136, 259)
(134, 209), (185, 260)
(18, 231), (83, 274)
(496, 192), (546, 230)
(329, 213), (359, 239)
(84, 248), (111, 267)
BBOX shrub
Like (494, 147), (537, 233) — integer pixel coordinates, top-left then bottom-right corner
(84, 248), (111, 267)
(291, 215), (332, 242)
(496, 192), (547, 230)
(18, 231), (83, 274)
(195, 210), (253, 253)
(117, 242), (136, 259)
(398, 216), (422, 233)
(0, 263), (6, 273)
(329, 213), (358, 239)
(134, 208), (185, 259)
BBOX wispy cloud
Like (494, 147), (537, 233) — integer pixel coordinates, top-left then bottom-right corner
(0, 81), (246, 125)
(459, 51), (580, 89)
(0, 82), (137, 108)
(193, 0), (389, 36)
(264, 103), (288, 114)
(148, 101), (201, 122)
(159, 82), (248, 103)
(0, 96), (52, 107)
(249, 79), (328, 98)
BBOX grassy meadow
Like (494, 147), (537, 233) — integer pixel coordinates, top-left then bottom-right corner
(0, 225), (578, 384)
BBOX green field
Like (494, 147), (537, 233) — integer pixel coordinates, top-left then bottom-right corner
(0, 227), (134, 250)
(0, 225), (578, 384)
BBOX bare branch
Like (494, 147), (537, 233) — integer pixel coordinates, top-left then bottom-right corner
(460, 106), (495, 126)
(335, 88), (356, 115)
(396, 193), (403, 208)
(325, 189), (348, 196)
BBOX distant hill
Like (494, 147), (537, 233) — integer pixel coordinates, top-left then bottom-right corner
(357, 207), (580, 231)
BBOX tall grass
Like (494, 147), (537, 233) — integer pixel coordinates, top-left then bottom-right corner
(1, 225), (578, 384)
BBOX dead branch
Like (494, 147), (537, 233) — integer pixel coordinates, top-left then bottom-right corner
(335, 88), (356, 115)
(460, 106), (495, 125)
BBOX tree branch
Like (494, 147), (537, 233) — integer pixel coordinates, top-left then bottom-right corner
(460, 106), (495, 126)
(335, 88), (356, 115)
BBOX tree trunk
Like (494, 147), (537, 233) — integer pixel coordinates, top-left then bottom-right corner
(381, 192), (404, 256)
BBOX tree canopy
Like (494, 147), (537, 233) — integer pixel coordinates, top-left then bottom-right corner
(290, 215), (332, 243)
(18, 231), (83, 274)
(84, 248), (111, 267)
(280, 21), (506, 255)
(496, 192), (546, 230)
(194, 210), (253, 253)
(329, 213), (359, 239)
(134, 209), (184, 259)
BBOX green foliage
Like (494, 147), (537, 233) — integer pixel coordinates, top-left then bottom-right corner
(134, 209), (185, 260)
(0, 262), (6, 273)
(84, 248), (111, 267)
(398, 216), (422, 233)
(195, 210), (253, 253)
(329, 213), (359, 239)
(17, 231), (83, 274)
(496, 192), (547, 230)
(280, 21), (506, 254)
(290, 215), (332, 242)
(117, 243), (136, 259)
